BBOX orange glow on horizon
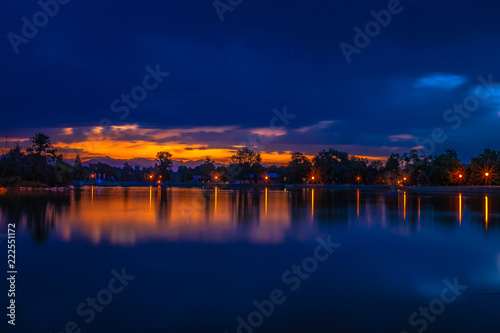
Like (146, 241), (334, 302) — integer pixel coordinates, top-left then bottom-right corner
(51, 136), (388, 165)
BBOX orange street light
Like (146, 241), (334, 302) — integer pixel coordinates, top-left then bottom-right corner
(265, 176), (269, 180)
(157, 180), (161, 184)
(357, 177), (360, 180)
(403, 177), (407, 181)
(459, 174), (463, 178)
(311, 176), (315, 180)
(215, 176), (218, 180)
(149, 175), (153, 179)
(485, 172), (490, 177)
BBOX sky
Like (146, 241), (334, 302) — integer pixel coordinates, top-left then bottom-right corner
(2, 0), (500, 164)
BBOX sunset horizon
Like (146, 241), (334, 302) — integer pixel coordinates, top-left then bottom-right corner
(2, 1), (500, 332)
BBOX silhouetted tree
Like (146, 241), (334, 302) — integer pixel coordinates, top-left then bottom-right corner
(229, 147), (262, 183)
(312, 148), (348, 184)
(155, 151), (173, 181)
(73, 155), (86, 180)
(287, 152), (312, 184)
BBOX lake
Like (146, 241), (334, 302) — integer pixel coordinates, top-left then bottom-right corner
(1, 187), (499, 333)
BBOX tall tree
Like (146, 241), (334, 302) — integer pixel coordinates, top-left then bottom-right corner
(312, 148), (348, 184)
(287, 152), (312, 183)
(26, 133), (57, 157)
(229, 147), (262, 183)
(155, 151), (173, 181)
(73, 155), (86, 181)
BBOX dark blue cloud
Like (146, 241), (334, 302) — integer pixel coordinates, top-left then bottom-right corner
(1, 0), (500, 161)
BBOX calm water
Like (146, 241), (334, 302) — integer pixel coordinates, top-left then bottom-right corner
(1, 187), (499, 333)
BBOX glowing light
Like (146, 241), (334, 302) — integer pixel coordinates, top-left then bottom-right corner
(265, 188), (268, 216)
(458, 193), (462, 225)
(311, 176), (315, 180)
(459, 174), (463, 178)
(215, 176), (218, 180)
(265, 176), (269, 180)
(403, 177), (407, 181)
(311, 189), (315, 218)
(149, 175), (153, 179)
(485, 195), (489, 230)
(357, 189), (360, 218)
(403, 191), (406, 220)
(157, 180), (161, 184)
(418, 197), (420, 222)
(214, 187), (218, 215)
(476, 165), (495, 185)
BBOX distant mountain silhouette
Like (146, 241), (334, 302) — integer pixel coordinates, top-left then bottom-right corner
(77, 156), (223, 171)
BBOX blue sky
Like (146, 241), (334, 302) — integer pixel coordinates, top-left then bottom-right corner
(1, 0), (500, 163)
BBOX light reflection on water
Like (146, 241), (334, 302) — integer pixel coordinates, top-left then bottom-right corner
(1, 187), (500, 332)
(0, 187), (498, 245)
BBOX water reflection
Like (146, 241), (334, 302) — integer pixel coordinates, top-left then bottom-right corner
(0, 188), (498, 245)
(0, 191), (70, 243)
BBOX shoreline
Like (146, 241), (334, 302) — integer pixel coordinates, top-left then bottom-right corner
(2, 183), (500, 194)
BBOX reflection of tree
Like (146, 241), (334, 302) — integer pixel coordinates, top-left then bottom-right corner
(158, 188), (173, 224)
(313, 189), (349, 225)
(288, 189), (309, 223)
(229, 189), (260, 225)
(0, 192), (70, 244)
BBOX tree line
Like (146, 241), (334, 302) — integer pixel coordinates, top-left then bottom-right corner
(1, 133), (499, 187)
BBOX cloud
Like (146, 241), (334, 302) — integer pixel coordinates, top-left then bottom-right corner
(414, 74), (467, 90)
(389, 134), (417, 142)
(296, 120), (336, 133)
